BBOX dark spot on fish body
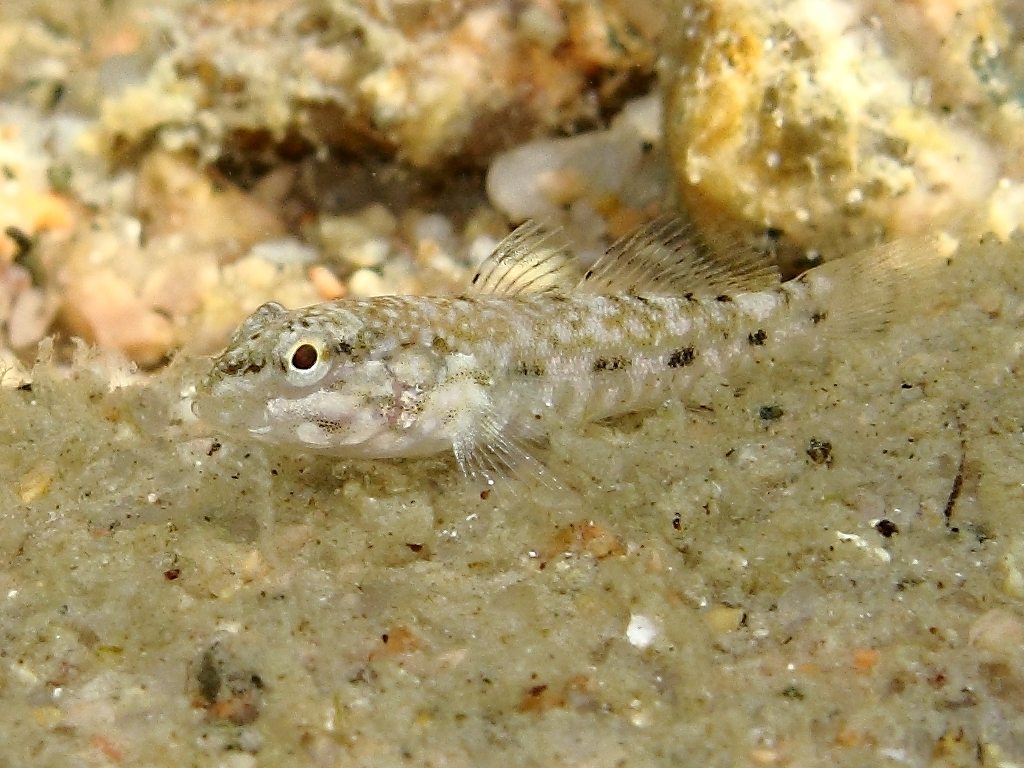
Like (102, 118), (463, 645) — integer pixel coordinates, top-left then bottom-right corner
(811, 310), (827, 324)
(748, 329), (767, 346)
(431, 336), (451, 354)
(336, 340), (353, 355)
(221, 357), (263, 376)
(354, 329), (377, 355)
(566, 313), (586, 334)
(667, 347), (696, 368)
(316, 418), (342, 432)
(514, 361), (546, 377)
(716, 294), (733, 302)
(592, 357), (629, 372)
(604, 295), (630, 310)
(684, 292), (695, 302)
(759, 404), (784, 421)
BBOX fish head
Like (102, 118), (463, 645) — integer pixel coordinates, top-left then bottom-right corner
(193, 301), (416, 455)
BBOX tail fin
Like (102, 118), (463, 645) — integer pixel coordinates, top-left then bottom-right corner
(785, 232), (960, 338)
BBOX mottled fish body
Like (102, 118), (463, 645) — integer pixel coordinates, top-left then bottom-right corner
(193, 219), (949, 481)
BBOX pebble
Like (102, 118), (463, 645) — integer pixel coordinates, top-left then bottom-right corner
(308, 265), (346, 300)
(0, 347), (30, 389)
(1002, 539), (1024, 599)
(969, 609), (1024, 657)
(16, 461), (56, 503)
(319, 208), (396, 269)
(0, 108), (75, 262)
(662, 0), (1024, 265)
(134, 152), (284, 253)
(704, 605), (745, 634)
(247, 238), (317, 267)
(486, 93), (666, 223)
(0, 264), (57, 350)
(348, 268), (387, 298)
(62, 269), (176, 368)
(626, 613), (659, 649)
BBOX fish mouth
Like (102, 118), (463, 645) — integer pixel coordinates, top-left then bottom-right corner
(191, 382), (273, 438)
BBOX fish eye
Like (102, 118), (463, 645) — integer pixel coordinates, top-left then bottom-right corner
(291, 343), (319, 370)
(284, 338), (330, 385)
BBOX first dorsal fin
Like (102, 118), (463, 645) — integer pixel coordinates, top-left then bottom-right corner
(468, 220), (582, 296)
(578, 216), (780, 297)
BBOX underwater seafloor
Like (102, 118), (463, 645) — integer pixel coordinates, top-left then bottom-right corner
(2, 0), (1024, 765)
(0, 234), (1021, 767)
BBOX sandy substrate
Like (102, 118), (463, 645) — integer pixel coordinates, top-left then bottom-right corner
(0, 234), (1021, 766)
(1, 1), (1023, 763)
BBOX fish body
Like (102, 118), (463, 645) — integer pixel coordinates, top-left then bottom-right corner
(193, 219), (947, 480)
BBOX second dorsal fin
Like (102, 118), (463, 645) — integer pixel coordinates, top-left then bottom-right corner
(468, 220), (581, 296)
(578, 217), (781, 297)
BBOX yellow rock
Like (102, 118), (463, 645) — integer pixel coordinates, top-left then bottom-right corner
(663, 0), (1020, 266)
(16, 461), (55, 503)
(704, 604), (744, 633)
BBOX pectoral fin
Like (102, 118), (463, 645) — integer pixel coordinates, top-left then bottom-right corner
(451, 409), (560, 491)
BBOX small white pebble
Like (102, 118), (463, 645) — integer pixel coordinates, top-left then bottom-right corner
(346, 239), (390, 269)
(348, 268), (387, 297)
(517, 5), (566, 50)
(626, 613), (658, 649)
(836, 531), (892, 563)
(413, 213), (455, 249)
(468, 234), (500, 267)
(248, 238), (317, 266)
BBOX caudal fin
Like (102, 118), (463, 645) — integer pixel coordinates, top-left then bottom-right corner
(785, 232), (960, 338)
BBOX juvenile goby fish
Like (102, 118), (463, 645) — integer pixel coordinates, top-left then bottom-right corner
(193, 219), (949, 481)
